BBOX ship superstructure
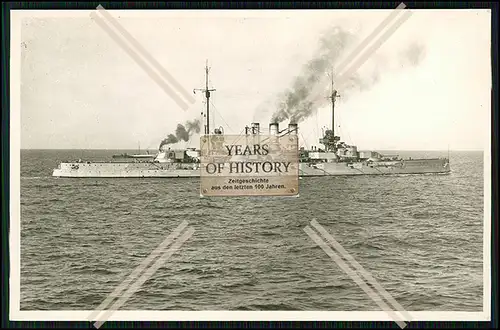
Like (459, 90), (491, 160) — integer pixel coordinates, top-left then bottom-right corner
(52, 65), (450, 178)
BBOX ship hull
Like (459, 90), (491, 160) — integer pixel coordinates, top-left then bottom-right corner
(299, 158), (450, 176)
(52, 158), (450, 178)
(52, 162), (200, 178)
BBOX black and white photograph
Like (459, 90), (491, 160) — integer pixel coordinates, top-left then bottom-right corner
(10, 6), (491, 325)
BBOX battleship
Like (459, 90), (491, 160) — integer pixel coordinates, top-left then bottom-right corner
(52, 66), (451, 178)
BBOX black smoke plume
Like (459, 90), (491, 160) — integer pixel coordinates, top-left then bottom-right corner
(268, 26), (427, 125)
(158, 119), (201, 150)
(269, 26), (357, 124)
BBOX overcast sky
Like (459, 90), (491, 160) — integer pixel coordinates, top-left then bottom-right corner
(16, 9), (491, 150)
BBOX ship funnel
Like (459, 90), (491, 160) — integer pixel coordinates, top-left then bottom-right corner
(288, 123), (298, 135)
(251, 122), (260, 135)
(269, 123), (279, 135)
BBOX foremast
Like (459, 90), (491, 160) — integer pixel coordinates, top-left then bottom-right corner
(194, 60), (216, 135)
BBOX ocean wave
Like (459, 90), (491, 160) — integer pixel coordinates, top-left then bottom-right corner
(19, 150), (484, 311)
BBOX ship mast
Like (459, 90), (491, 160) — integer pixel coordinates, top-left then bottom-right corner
(194, 60), (216, 135)
(320, 70), (341, 153)
(329, 69), (340, 136)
